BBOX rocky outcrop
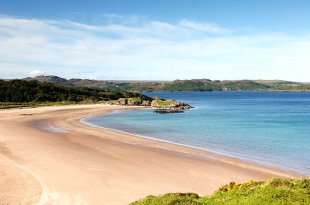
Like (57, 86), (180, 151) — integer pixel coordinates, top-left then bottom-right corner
(109, 97), (151, 106)
(109, 96), (192, 113)
(117, 98), (128, 105)
(127, 97), (143, 106)
(151, 99), (192, 113)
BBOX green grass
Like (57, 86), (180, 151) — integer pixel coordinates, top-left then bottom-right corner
(151, 99), (177, 108)
(130, 178), (310, 205)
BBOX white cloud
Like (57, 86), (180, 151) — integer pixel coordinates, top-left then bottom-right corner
(29, 69), (45, 77)
(179, 19), (231, 33)
(0, 16), (309, 81)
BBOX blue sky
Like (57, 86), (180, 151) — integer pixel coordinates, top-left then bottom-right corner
(0, 0), (310, 81)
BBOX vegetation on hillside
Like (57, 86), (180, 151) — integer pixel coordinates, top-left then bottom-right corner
(270, 84), (310, 92)
(22, 75), (310, 92)
(221, 80), (270, 91)
(160, 80), (222, 91)
(0, 80), (151, 107)
(23, 75), (166, 91)
(130, 178), (310, 205)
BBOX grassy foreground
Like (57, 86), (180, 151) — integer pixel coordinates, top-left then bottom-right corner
(130, 178), (310, 205)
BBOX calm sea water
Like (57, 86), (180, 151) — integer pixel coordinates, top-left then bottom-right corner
(82, 92), (310, 175)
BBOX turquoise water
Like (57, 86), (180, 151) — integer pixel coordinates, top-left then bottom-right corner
(82, 92), (310, 175)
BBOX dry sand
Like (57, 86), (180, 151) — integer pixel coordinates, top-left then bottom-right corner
(0, 104), (300, 205)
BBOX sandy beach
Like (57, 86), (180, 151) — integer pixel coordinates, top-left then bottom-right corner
(0, 104), (300, 205)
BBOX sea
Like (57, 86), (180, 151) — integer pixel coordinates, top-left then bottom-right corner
(81, 92), (310, 175)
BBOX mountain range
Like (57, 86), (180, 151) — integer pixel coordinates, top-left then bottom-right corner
(21, 75), (310, 92)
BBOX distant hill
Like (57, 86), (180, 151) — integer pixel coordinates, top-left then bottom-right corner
(23, 75), (68, 84)
(23, 75), (167, 91)
(253, 80), (304, 86)
(22, 75), (310, 92)
(161, 79), (271, 91)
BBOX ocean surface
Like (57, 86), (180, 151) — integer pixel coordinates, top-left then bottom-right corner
(82, 92), (310, 175)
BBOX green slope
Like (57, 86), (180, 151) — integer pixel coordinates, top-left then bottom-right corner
(130, 178), (310, 205)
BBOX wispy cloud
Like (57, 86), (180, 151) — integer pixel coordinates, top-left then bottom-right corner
(0, 15), (309, 81)
(179, 19), (231, 33)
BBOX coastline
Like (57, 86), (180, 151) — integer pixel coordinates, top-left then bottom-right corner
(0, 104), (302, 205)
(81, 114), (305, 176)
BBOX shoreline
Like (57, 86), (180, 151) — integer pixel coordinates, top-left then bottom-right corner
(80, 114), (305, 176)
(0, 104), (303, 205)
(79, 109), (303, 178)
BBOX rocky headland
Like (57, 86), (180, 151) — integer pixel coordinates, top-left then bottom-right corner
(109, 97), (192, 113)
